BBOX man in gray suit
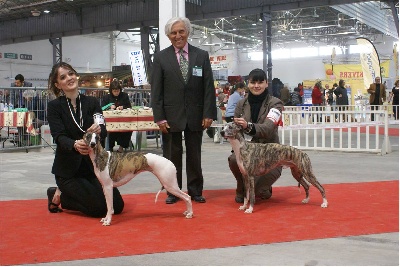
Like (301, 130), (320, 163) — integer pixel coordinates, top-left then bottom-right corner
(151, 17), (217, 204)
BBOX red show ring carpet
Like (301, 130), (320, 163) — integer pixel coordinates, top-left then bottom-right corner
(0, 181), (398, 265)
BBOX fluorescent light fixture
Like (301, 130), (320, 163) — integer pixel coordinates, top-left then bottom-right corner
(290, 25), (337, 31)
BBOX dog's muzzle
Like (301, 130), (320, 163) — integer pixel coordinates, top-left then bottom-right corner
(90, 142), (96, 148)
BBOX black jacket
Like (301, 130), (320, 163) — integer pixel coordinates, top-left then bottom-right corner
(47, 94), (107, 178)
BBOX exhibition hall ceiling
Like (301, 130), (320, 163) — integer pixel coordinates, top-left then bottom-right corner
(0, 0), (398, 49)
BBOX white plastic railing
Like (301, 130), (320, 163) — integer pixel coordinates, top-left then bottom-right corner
(281, 105), (396, 155)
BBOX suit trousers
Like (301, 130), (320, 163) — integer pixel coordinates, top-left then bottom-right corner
(162, 126), (204, 197)
(228, 153), (282, 198)
(55, 159), (124, 217)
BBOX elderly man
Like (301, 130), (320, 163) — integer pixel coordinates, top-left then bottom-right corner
(151, 17), (217, 204)
(367, 76), (386, 121)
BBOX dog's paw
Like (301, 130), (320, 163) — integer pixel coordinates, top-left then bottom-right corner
(100, 217), (112, 226)
(244, 208), (253, 214)
(238, 205), (246, 210)
(301, 197), (310, 204)
(184, 211), (193, 218)
(321, 200), (328, 208)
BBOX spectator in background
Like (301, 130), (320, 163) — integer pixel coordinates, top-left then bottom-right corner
(323, 84), (331, 106)
(392, 79), (399, 120)
(12, 74), (33, 87)
(11, 74), (34, 146)
(223, 83), (231, 95)
(328, 83), (338, 106)
(225, 82), (246, 122)
(102, 79), (132, 152)
(367, 76), (386, 121)
(295, 83), (304, 104)
(334, 79), (349, 121)
(312, 81), (323, 122)
(290, 87), (301, 106)
(280, 85), (290, 106)
(217, 89), (227, 107)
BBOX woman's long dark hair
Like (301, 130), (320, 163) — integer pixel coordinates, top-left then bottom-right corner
(48, 62), (78, 97)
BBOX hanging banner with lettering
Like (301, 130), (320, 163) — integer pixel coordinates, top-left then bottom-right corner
(209, 54), (231, 70)
(129, 50), (148, 86)
(356, 37), (381, 90)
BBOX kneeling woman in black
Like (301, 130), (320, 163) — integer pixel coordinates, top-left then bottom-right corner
(46, 62), (124, 217)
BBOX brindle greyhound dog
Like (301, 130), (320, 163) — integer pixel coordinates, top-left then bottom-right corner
(83, 132), (193, 226)
(221, 122), (328, 214)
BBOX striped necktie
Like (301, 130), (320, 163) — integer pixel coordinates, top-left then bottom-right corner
(179, 49), (188, 83)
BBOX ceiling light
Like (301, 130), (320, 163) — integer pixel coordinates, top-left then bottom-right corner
(31, 10), (41, 17)
(43, 10), (50, 13)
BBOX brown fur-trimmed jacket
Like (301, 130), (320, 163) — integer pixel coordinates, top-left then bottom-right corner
(233, 94), (283, 144)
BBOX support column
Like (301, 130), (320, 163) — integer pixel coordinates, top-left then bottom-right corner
(159, 0), (186, 50)
(110, 31), (117, 70)
(49, 38), (62, 65)
(261, 13), (272, 91)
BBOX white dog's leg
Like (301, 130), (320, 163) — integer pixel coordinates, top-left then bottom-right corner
(145, 153), (193, 218)
(98, 170), (114, 226)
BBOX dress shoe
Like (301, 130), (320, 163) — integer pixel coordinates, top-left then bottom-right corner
(191, 195), (206, 203)
(165, 195), (178, 204)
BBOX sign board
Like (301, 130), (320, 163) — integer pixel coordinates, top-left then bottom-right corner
(129, 50), (148, 86)
(4, 53), (18, 59)
(20, 54), (32, 60)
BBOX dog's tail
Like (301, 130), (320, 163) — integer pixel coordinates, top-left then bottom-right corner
(155, 186), (165, 203)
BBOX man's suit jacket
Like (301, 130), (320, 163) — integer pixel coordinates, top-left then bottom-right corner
(367, 83), (387, 105)
(151, 44), (217, 132)
(47, 94), (107, 178)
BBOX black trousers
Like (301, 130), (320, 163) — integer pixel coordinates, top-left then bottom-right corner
(162, 126), (204, 197)
(228, 153), (282, 197)
(55, 160), (124, 217)
(108, 131), (132, 151)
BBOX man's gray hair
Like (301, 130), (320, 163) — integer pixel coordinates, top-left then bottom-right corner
(164, 17), (192, 36)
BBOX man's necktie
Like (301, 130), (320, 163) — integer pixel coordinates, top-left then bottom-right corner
(179, 49), (188, 83)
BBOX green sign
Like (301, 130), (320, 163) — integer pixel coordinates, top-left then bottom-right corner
(4, 53), (18, 59)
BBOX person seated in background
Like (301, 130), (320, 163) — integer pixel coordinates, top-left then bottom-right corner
(225, 82), (245, 122)
(12, 74), (33, 87)
(102, 79), (133, 152)
(11, 74), (34, 146)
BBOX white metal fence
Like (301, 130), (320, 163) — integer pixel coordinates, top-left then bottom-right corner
(281, 105), (397, 155)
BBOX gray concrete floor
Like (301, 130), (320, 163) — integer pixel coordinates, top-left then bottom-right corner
(1, 130), (399, 266)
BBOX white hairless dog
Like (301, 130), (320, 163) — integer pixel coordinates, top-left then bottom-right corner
(83, 132), (193, 226)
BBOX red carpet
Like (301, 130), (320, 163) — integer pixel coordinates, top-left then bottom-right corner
(0, 181), (398, 265)
(334, 126), (399, 136)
